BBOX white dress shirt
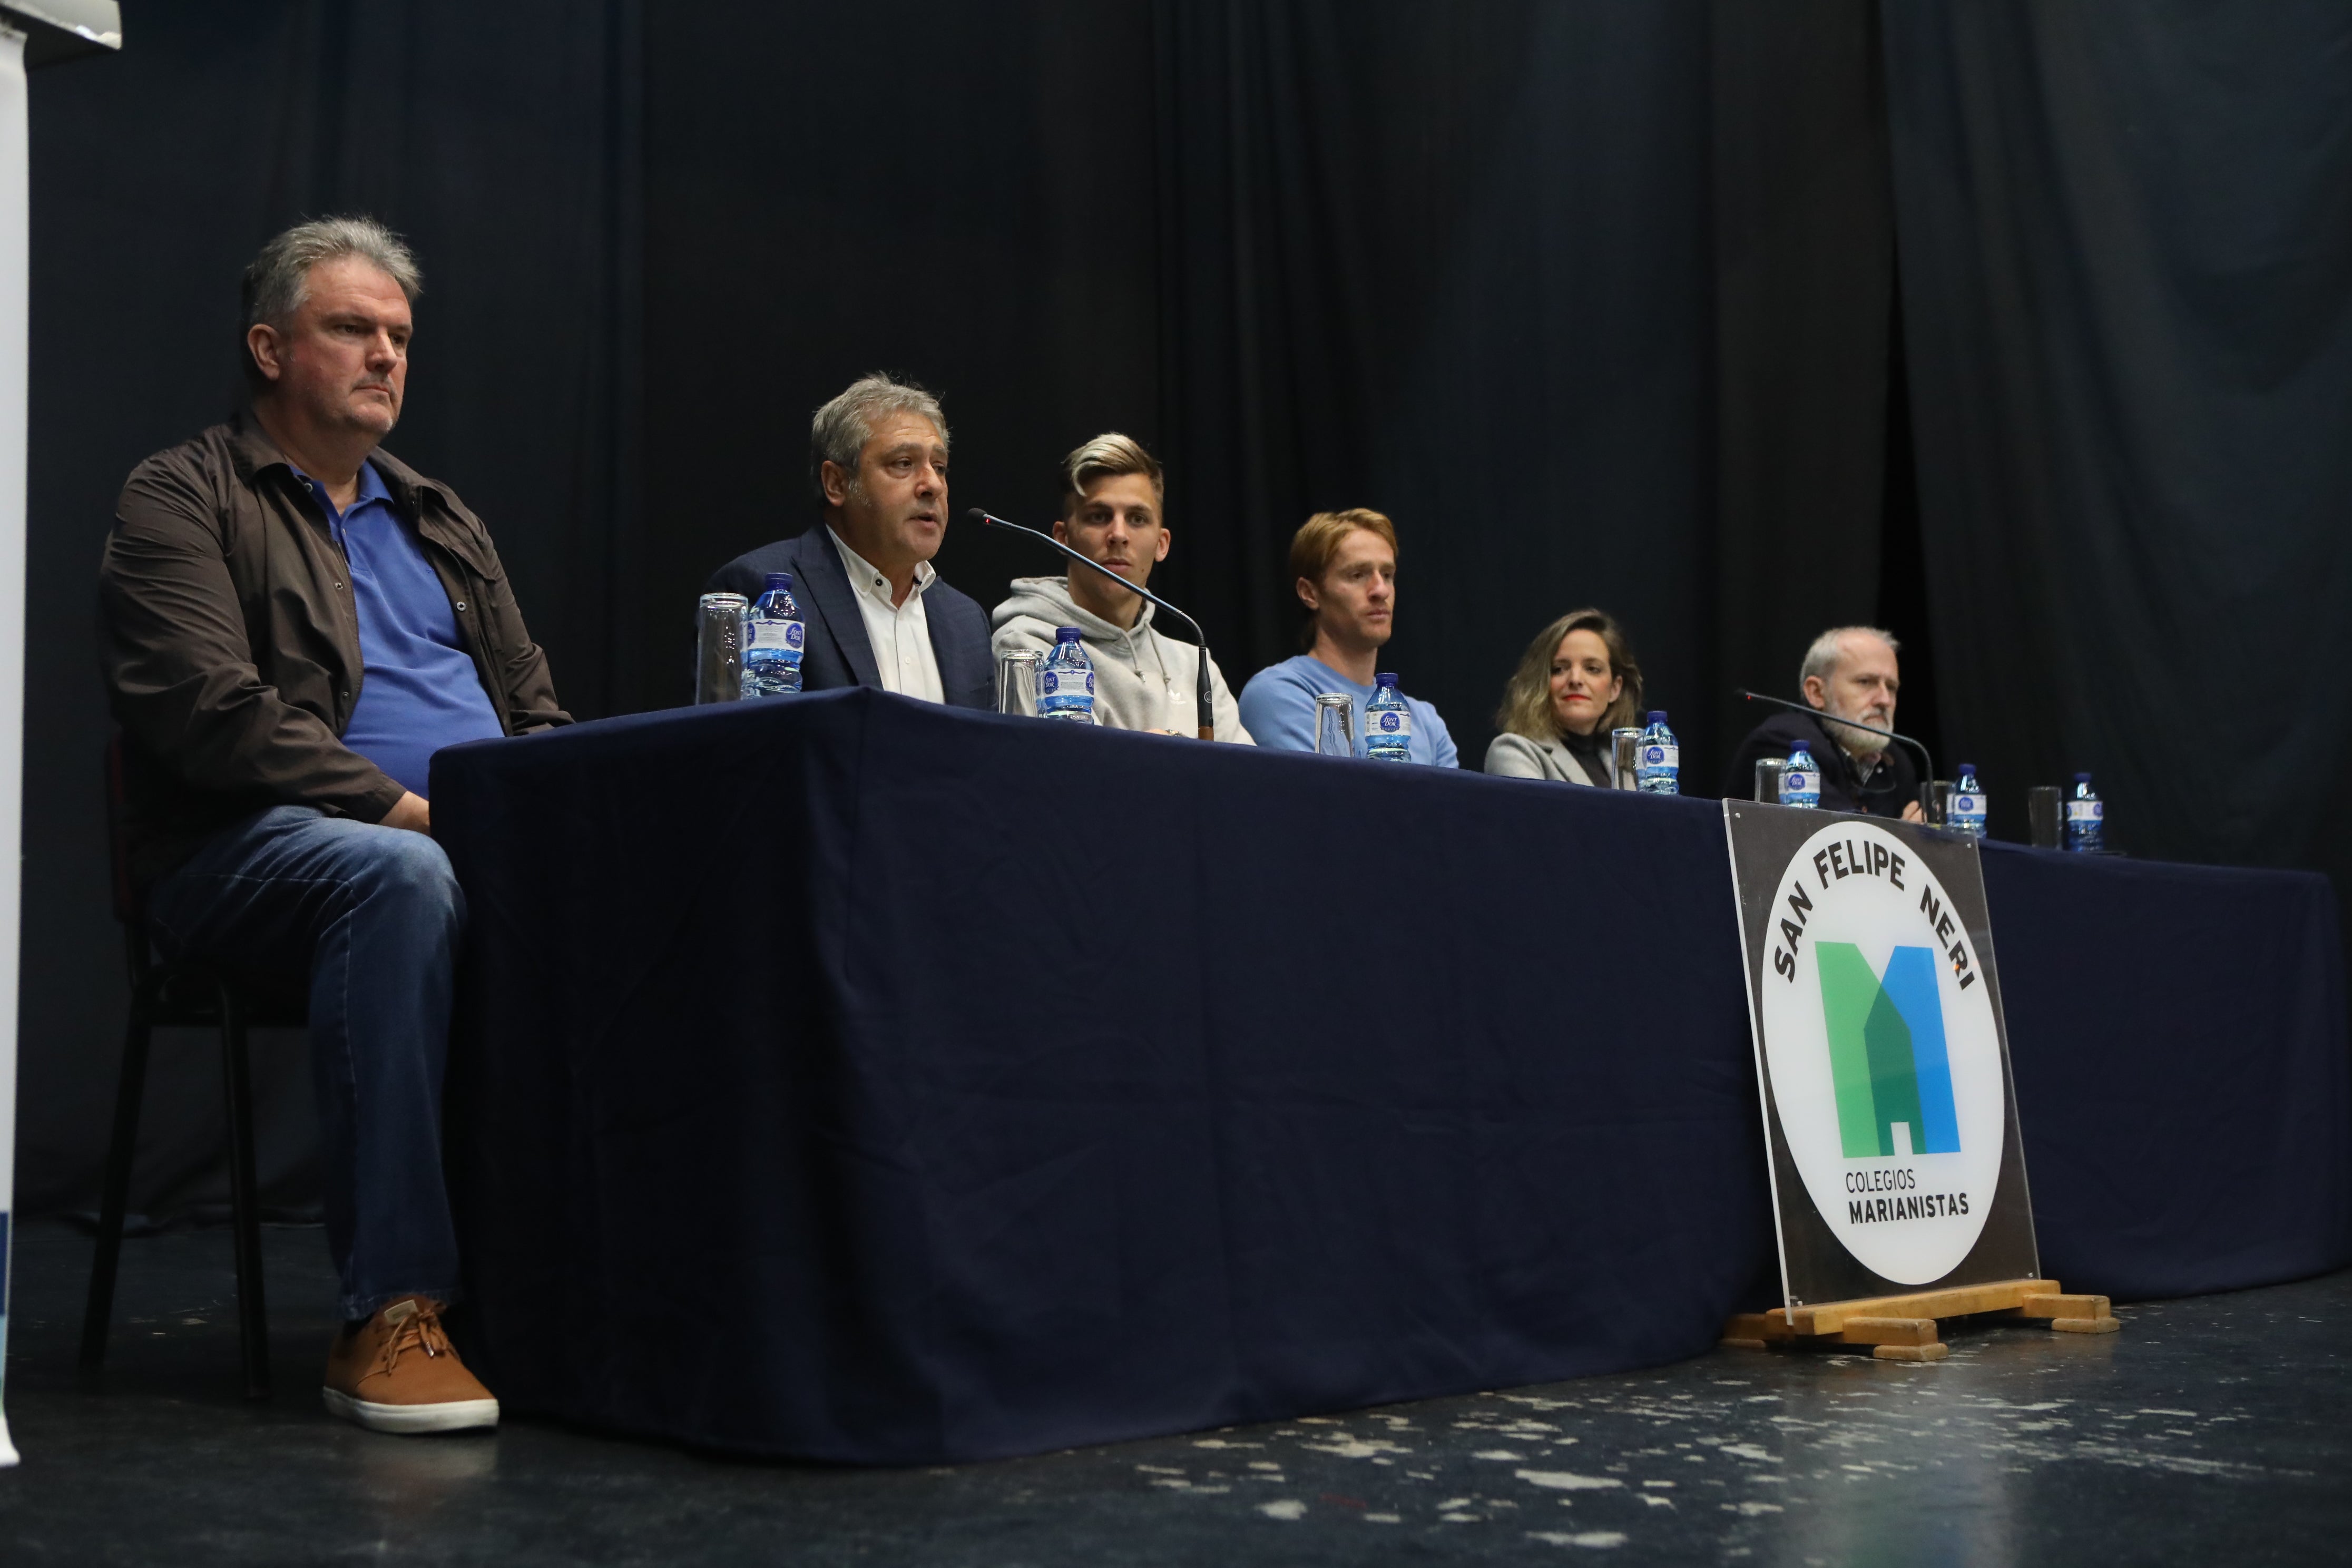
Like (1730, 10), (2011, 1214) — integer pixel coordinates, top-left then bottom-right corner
(827, 527), (945, 704)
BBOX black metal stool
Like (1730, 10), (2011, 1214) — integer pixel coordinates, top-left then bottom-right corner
(80, 736), (304, 1399)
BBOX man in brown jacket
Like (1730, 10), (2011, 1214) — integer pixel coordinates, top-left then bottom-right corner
(97, 217), (566, 1434)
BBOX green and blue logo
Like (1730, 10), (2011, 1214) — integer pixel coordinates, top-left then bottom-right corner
(1818, 943), (1959, 1158)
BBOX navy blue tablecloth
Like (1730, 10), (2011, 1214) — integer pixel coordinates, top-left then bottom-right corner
(432, 690), (2348, 1463)
(1981, 841), (2349, 1298)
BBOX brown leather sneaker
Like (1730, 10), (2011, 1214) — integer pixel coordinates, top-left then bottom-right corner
(321, 1297), (500, 1434)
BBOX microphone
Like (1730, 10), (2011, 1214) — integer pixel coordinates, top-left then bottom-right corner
(1734, 689), (1937, 810)
(968, 507), (1215, 741)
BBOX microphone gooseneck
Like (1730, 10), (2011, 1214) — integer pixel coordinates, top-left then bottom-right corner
(1735, 689), (1937, 811)
(971, 507), (1215, 740)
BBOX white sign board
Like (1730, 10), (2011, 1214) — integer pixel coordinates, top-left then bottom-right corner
(1724, 803), (2039, 1309)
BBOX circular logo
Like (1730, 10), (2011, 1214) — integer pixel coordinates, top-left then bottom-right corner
(1782, 771), (1810, 793)
(1757, 820), (2003, 1285)
(1378, 713), (1401, 732)
(785, 623), (806, 650)
(1644, 746), (1664, 765)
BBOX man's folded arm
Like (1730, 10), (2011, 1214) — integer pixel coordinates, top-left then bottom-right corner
(100, 468), (408, 822)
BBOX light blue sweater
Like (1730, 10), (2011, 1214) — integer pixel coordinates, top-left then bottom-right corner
(1237, 655), (1460, 767)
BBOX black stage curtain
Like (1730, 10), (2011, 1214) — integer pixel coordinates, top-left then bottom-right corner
(16, 2), (2343, 1218)
(1153, 2), (1725, 771)
(1709, 0), (1899, 773)
(1883, 3), (2352, 893)
(638, 1), (1164, 720)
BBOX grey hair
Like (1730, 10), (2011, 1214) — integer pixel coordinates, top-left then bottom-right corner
(1800, 625), (1901, 689)
(810, 374), (948, 498)
(242, 215), (422, 334)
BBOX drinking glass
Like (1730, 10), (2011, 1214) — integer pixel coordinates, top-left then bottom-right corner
(1612, 728), (1643, 790)
(1754, 758), (1789, 804)
(1926, 779), (1955, 827)
(1314, 693), (1355, 757)
(2026, 786), (2063, 849)
(996, 650), (1044, 716)
(694, 593), (748, 704)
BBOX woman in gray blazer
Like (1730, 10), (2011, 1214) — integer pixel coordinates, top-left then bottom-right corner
(1484, 608), (1646, 786)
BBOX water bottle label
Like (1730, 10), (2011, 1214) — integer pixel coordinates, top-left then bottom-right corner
(748, 619), (804, 652)
(2067, 800), (2103, 823)
(1643, 744), (1678, 770)
(1780, 770), (1812, 799)
(1364, 708), (1412, 739)
(1041, 670), (1095, 698)
(1952, 793), (1981, 816)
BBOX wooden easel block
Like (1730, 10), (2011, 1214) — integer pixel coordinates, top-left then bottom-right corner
(1838, 1315), (1938, 1348)
(2002, 1291), (2121, 1333)
(1870, 1341), (1949, 1362)
(1783, 1279), (2054, 1336)
(1719, 1279), (2119, 1358)
(1840, 1315), (1953, 1361)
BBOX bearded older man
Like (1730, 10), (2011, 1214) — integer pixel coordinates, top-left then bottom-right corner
(1726, 626), (1925, 819)
(99, 218), (571, 1433)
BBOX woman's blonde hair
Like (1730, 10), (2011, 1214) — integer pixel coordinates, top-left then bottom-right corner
(1495, 609), (1644, 740)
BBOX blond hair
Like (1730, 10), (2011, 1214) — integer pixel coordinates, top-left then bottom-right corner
(1060, 432), (1164, 517)
(1288, 508), (1399, 649)
(1289, 507), (1397, 586)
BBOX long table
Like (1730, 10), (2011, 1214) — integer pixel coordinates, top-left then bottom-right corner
(432, 689), (2349, 1463)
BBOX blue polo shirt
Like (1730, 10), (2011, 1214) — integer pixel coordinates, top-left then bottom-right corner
(294, 459), (505, 796)
(1237, 654), (1460, 766)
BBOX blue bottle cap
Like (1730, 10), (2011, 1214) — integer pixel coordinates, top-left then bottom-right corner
(1958, 762), (1975, 775)
(1648, 710), (1667, 724)
(765, 572), (792, 591)
(1056, 626), (1083, 643)
(2075, 771), (2092, 783)
(1376, 671), (1399, 687)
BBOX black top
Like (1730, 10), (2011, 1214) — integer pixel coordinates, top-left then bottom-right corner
(1723, 709), (1921, 816)
(1560, 724), (1612, 772)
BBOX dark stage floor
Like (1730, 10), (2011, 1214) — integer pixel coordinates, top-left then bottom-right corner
(2, 1221), (2347, 1565)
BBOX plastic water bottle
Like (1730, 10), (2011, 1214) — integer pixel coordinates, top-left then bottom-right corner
(2066, 772), (2104, 852)
(1363, 672), (1413, 762)
(1779, 742), (1820, 809)
(1636, 710), (1679, 794)
(1949, 763), (1987, 837)
(742, 572), (805, 697)
(1038, 626), (1096, 722)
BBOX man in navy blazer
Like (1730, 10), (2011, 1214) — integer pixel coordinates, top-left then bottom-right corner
(706, 374), (993, 709)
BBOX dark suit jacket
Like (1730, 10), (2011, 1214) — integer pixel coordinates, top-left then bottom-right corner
(705, 526), (994, 711)
(1724, 709), (1922, 815)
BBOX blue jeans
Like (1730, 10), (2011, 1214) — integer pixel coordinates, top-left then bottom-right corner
(147, 805), (465, 1322)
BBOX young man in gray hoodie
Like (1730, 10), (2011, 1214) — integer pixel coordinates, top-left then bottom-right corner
(991, 434), (1253, 742)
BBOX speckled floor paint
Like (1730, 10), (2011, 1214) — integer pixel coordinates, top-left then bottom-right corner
(3, 1221), (2347, 1564)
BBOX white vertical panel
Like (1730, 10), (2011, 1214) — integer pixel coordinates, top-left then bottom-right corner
(0, 21), (30, 1470)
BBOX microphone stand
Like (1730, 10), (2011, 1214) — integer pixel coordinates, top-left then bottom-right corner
(1734, 689), (1937, 817)
(971, 508), (1215, 740)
